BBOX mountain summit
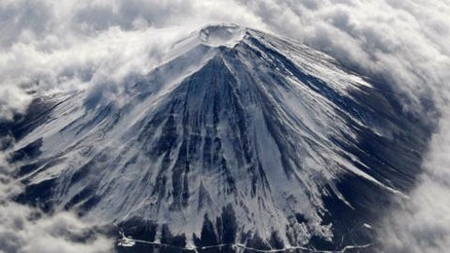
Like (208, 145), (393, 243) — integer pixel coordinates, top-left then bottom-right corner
(3, 25), (431, 252)
(198, 24), (246, 48)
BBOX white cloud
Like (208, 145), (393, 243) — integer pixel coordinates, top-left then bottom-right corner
(0, 203), (113, 253)
(2, 0), (448, 118)
(0, 174), (113, 253)
(0, 143), (112, 253)
(378, 113), (450, 252)
(0, 85), (32, 121)
(0, 0), (450, 252)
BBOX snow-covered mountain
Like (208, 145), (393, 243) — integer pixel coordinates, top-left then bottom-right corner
(1, 24), (432, 252)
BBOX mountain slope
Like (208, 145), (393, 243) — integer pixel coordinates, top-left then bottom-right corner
(2, 24), (432, 251)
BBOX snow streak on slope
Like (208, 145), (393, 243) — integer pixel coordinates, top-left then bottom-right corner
(2, 25), (431, 250)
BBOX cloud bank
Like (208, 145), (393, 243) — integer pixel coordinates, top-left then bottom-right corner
(377, 111), (450, 253)
(0, 173), (113, 253)
(1, 0), (448, 118)
(0, 0), (449, 252)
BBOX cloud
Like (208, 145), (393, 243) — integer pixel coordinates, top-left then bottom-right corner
(0, 11), (195, 119)
(0, 85), (32, 121)
(2, 0), (449, 119)
(0, 173), (113, 253)
(0, 202), (114, 253)
(378, 113), (450, 252)
(0, 203), (113, 253)
(0, 144), (112, 253)
(0, 0), (449, 252)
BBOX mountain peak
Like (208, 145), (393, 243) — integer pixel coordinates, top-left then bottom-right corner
(198, 23), (246, 48)
(4, 26), (432, 251)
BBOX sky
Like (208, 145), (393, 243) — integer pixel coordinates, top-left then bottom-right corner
(0, 0), (449, 252)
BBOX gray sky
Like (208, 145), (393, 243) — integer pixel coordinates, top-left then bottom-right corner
(0, 1), (449, 252)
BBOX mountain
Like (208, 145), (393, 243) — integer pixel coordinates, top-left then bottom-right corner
(1, 24), (433, 252)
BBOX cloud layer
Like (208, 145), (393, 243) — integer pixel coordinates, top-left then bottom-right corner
(0, 173), (113, 253)
(1, 0), (449, 252)
(1, 0), (449, 118)
(378, 111), (450, 253)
